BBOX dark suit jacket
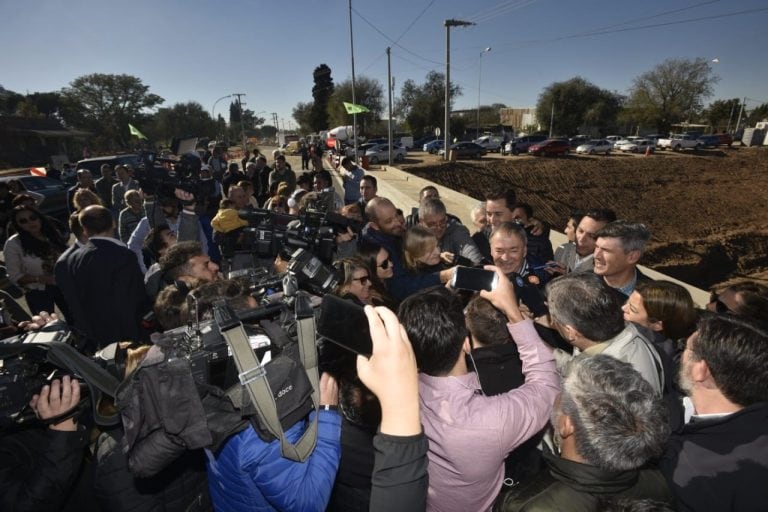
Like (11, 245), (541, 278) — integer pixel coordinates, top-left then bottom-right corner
(55, 238), (148, 352)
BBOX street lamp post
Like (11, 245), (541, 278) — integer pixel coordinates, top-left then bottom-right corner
(444, 19), (475, 160)
(477, 47), (491, 140)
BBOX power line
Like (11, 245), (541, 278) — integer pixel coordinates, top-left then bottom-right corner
(469, 0), (540, 24)
(351, 6), (443, 66)
(394, 0), (437, 43)
(493, 6), (768, 50)
(590, 0), (721, 31)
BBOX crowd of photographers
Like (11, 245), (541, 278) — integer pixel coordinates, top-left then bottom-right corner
(1, 147), (767, 512)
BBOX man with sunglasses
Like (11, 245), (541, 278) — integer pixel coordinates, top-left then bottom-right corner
(660, 314), (768, 511)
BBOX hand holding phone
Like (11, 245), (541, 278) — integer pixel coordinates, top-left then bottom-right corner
(317, 295), (373, 357)
(357, 306), (420, 437)
(450, 266), (498, 292)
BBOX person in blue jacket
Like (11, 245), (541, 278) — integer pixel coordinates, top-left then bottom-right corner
(205, 373), (342, 512)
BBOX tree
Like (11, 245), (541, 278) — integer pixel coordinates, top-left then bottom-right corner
(0, 85), (24, 116)
(395, 71), (461, 138)
(61, 73), (164, 149)
(292, 101), (314, 133)
(229, 101), (241, 125)
(702, 98), (741, 131)
(150, 102), (218, 145)
(310, 64), (334, 131)
(327, 77), (384, 134)
(475, 103), (507, 130)
(536, 77), (621, 136)
(746, 103), (768, 126)
(623, 58), (719, 134)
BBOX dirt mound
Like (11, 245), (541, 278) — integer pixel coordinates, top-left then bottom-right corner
(402, 148), (768, 290)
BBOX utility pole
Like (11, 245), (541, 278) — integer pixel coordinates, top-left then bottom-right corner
(734, 97), (747, 136)
(549, 101), (555, 138)
(477, 47), (491, 140)
(348, 0), (358, 162)
(271, 113), (278, 144)
(232, 93), (247, 153)
(387, 46), (393, 166)
(726, 101), (736, 133)
(444, 19), (475, 160)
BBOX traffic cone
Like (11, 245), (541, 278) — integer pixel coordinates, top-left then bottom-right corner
(644, 146), (651, 157)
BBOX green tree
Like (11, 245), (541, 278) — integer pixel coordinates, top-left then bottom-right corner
(310, 64), (334, 131)
(292, 101), (313, 133)
(327, 76), (384, 134)
(395, 71), (461, 138)
(702, 98), (740, 131)
(536, 77), (621, 136)
(229, 101), (241, 125)
(746, 102), (768, 126)
(623, 58), (719, 134)
(61, 73), (164, 149)
(0, 85), (24, 116)
(150, 101), (218, 145)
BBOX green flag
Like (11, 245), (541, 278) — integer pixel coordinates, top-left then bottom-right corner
(343, 102), (370, 114)
(128, 123), (147, 139)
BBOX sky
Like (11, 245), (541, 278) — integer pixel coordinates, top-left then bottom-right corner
(1, 0), (767, 130)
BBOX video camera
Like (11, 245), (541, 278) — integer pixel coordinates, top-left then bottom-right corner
(134, 152), (217, 201)
(0, 325), (121, 431)
(237, 206), (361, 265)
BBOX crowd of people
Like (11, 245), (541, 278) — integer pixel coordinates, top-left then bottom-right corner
(1, 146), (767, 512)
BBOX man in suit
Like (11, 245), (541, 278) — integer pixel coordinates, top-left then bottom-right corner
(55, 205), (148, 353)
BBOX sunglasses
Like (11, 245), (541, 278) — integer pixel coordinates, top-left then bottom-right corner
(351, 275), (370, 285)
(709, 293), (732, 314)
(378, 258), (391, 270)
(16, 215), (40, 225)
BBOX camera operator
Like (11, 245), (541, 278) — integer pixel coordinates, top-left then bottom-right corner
(0, 375), (87, 512)
(206, 371), (342, 511)
(313, 170), (344, 212)
(158, 241), (220, 288)
(127, 189), (208, 274)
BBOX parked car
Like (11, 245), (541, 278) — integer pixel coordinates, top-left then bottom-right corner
(696, 133), (733, 147)
(605, 135), (624, 146)
(613, 136), (641, 150)
(505, 135), (548, 155)
(657, 134), (701, 151)
(576, 139), (613, 155)
(413, 135), (438, 149)
(424, 140), (445, 154)
(473, 135), (503, 152)
(365, 143), (406, 164)
(617, 139), (656, 153)
(439, 142), (486, 159)
(528, 139), (570, 157)
(696, 135), (721, 148)
(1, 175), (69, 220)
(345, 143), (377, 157)
(568, 135), (590, 148)
(716, 133), (733, 146)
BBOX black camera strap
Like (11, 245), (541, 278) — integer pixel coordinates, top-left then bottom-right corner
(213, 299), (319, 462)
(44, 341), (122, 427)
